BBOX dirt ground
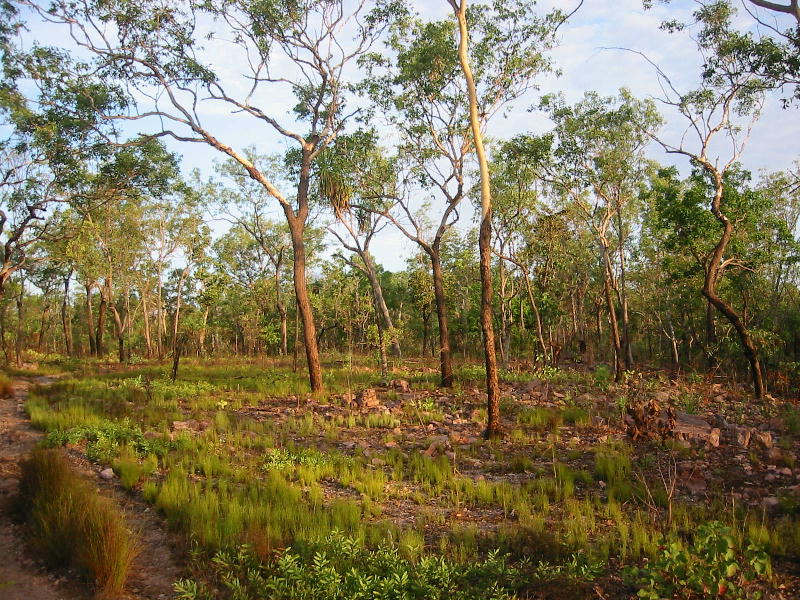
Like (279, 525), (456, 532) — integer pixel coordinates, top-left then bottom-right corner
(0, 377), (185, 600)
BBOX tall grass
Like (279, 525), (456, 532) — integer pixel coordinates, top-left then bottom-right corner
(0, 372), (15, 397)
(17, 449), (139, 595)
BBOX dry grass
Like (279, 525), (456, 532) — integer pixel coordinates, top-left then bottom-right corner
(0, 372), (16, 397)
(17, 449), (139, 595)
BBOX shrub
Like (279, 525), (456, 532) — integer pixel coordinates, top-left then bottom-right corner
(17, 449), (138, 595)
(175, 531), (525, 600)
(627, 521), (771, 599)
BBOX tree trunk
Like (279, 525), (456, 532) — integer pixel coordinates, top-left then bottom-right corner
(15, 283), (24, 367)
(110, 305), (126, 363)
(172, 267), (189, 357)
(429, 251), (454, 387)
(421, 306), (430, 358)
(84, 283), (97, 356)
(156, 259), (165, 360)
(142, 288), (153, 358)
(361, 251), (402, 358)
(61, 271), (74, 356)
(453, 0), (501, 437)
(615, 201), (633, 370)
(703, 178), (765, 399)
(36, 303), (51, 352)
(286, 150), (323, 392)
(601, 242), (625, 381)
(96, 285), (107, 357)
(705, 300), (717, 370)
(199, 305), (210, 356)
(521, 268), (549, 366)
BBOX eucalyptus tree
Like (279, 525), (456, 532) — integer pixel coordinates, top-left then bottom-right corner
(319, 130), (402, 375)
(213, 225), (280, 355)
(0, 29), (112, 299)
(644, 2), (776, 398)
(541, 90), (660, 381)
(19, 0), (401, 392)
(365, 1), (567, 389)
(649, 0), (799, 105)
(211, 152), (299, 358)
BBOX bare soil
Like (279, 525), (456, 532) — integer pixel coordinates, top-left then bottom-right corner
(0, 377), (186, 600)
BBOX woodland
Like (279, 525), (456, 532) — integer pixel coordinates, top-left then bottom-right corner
(1, 0), (800, 599)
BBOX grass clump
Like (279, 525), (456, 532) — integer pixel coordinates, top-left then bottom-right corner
(517, 407), (562, 431)
(0, 372), (15, 397)
(17, 449), (138, 595)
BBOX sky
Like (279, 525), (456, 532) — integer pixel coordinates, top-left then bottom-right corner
(17, 0), (800, 272)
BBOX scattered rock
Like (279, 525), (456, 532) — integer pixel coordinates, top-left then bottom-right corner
(762, 496), (780, 510)
(100, 467), (115, 480)
(708, 427), (721, 448)
(389, 379), (410, 393)
(357, 388), (380, 409)
(768, 417), (785, 432)
(681, 471), (707, 494)
(767, 447), (783, 465)
(753, 430), (774, 450)
(422, 435), (451, 458)
(735, 427), (752, 448)
(673, 412), (714, 446)
(171, 419), (199, 432)
(714, 414), (731, 429)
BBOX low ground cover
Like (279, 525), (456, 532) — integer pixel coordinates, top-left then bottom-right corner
(14, 355), (800, 598)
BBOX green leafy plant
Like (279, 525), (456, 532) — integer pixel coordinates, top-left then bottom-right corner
(627, 521), (771, 599)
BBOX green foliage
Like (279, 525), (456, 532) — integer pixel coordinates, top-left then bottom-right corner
(176, 532), (525, 600)
(627, 521), (771, 599)
(45, 419), (159, 463)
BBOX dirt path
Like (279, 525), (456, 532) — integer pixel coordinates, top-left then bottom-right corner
(0, 377), (185, 600)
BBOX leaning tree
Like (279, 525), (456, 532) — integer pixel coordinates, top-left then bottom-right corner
(17, 0), (402, 392)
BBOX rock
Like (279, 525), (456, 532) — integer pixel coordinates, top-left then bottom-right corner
(735, 427), (752, 448)
(768, 417), (785, 432)
(389, 379), (411, 393)
(714, 414), (731, 429)
(763, 496), (780, 510)
(172, 419), (199, 432)
(423, 435), (451, 458)
(371, 458), (386, 466)
(681, 471), (707, 494)
(653, 391), (671, 403)
(778, 467), (793, 477)
(100, 467), (115, 480)
(673, 411), (714, 446)
(708, 427), (721, 448)
(767, 447), (783, 464)
(753, 430), (774, 450)
(0, 477), (19, 495)
(356, 388), (380, 409)
(342, 392), (355, 406)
